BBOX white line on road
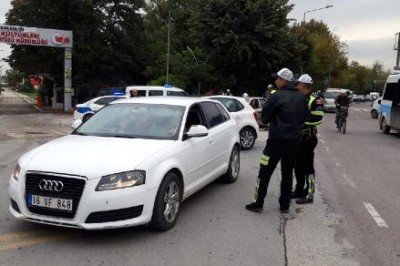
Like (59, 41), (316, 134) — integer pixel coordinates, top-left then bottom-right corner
(354, 108), (360, 111)
(363, 202), (388, 228)
(362, 109), (368, 112)
(325, 146), (331, 153)
(342, 174), (357, 188)
(335, 162), (341, 166)
(320, 139), (326, 144)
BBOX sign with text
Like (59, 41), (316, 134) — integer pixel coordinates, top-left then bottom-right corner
(0, 24), (73, 48)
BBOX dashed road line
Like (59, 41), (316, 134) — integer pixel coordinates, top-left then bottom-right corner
(335, 162), (341, 167)
(342, 174), (357, 188)
(320, 139), (326, 144)
(363, 202), (388, 228)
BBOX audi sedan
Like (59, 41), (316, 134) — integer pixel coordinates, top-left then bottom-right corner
(9, 97), (240, 231)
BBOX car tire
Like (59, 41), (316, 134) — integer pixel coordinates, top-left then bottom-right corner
(150, 172), (182, 231)
(82, 114), (93, 123)
(221, 145), (240, 183)
(371, 110), (378, 119)
(240, 127), (256, 150)
(381, 118), (390, 134)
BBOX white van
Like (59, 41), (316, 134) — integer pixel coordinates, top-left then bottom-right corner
(125, 86), (187, 97)
(379, 73), (400, 133)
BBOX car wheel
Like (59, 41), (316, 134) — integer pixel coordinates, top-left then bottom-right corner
(240, 127), (256, 150)
(381, 118), (390, 134)
(150, 172), (182, 231)
(221, 145), (240, 183)
(82, 114), (93, 123)
(371, 110), (378, 119)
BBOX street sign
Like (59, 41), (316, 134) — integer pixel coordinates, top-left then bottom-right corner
(0, 24), (72, 48)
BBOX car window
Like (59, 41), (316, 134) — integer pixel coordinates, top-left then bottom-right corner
(149, 90), (163, 96)
(215, 103), (230, 121)
(167, 91), (186, 96)
(249, 99), (259, 109)
(201, 102), (225, 128)
(94, 97), (117, 105)
(184, 104), (207, 132)
(75, 103), (185, 140)
(211, 97), (238, 112)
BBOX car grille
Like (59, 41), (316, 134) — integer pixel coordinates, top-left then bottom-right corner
(25, 173), (86, 219)
(85, 205), (143, 224)
(10, 198), (21, 213)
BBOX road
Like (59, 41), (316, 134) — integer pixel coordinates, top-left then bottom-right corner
(310, 103), (400, 266)
(0, 95), (398, 265)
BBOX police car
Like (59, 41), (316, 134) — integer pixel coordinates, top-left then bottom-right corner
(73, 94), (127, 122)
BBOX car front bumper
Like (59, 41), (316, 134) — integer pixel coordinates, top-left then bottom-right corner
(9, 175), (157, 230)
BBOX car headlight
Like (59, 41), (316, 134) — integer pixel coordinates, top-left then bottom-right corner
(96, 170), (146, 191)
(12, 163), (21, 181)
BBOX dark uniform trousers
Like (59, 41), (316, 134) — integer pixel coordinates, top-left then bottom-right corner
(294, 134), (318, 198)
(253, 138), (299, 210)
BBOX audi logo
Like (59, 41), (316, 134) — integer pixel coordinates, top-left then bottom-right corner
(38, 179), (64, 192)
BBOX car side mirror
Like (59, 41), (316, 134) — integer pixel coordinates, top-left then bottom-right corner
(378, 99), (381, 105)
(72, 120), (82, 129)
(184, 125), (208, 139)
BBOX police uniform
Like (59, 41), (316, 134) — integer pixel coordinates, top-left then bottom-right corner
(246, 68), (306, 213)
(294, 93), (324, 203)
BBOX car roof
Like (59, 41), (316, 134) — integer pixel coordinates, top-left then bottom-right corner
(111, 96), (219, 107)
(126, 86), (184, 92)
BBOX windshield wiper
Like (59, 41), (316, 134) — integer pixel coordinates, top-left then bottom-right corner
(108, 134), (136, 139)
(73, 132), (89, 136)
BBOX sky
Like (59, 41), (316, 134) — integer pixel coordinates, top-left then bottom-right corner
(1, 0), (400, 74)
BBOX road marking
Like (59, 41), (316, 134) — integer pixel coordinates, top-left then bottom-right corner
(362, 109), (368, 112)
(363, 202), (388, 228)
(335, 162), (341, 166)
(320, 139), (326, 144)
(354, 108), (360, 111)
(0, 234), (69, 252)
(0, 231), (71, 252)
(325, 146), (331, 154)
(342, 174), (357, 188)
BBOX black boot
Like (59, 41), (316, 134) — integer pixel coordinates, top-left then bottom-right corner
(291, 190), (304, 199)
(296, 197), (313, 204)
(245, 202), (263, 213)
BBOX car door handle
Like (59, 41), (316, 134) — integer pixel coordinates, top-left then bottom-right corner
(227, 131), (232, 136)
(208, 139), (214, 144)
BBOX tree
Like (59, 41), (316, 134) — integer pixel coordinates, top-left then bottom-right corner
(194, 0), (296, 94)
(6, 0), (148, 100)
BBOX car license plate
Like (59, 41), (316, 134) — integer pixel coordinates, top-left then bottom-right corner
(27, 194), (73, 212)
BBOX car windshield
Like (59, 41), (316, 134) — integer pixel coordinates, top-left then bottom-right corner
(74, 103), (185, 140)
(323, 91), (340, 99)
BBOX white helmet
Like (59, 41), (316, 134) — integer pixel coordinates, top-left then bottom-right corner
(276, 68), (294, 81)
(298, 74), (313, 84)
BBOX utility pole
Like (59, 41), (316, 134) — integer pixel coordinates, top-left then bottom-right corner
(165, 11), (171, 84)
(395, 32), (400, 70)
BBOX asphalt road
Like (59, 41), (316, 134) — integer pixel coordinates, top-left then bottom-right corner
(309, 103), (400, 266)
(0, 93), (287, 265)
(1, 95), (398, 265)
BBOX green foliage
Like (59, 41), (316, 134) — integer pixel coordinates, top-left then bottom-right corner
(4, 68), (24, 88)
(148, 74), (186, 89)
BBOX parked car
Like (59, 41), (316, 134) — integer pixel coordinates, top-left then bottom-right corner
(371, 97), (382, 119)
(125, 86), (187, 97)
(248, 97), (267, 127)
(9, 97), (240, 231)
(206, 96), (259, 150)
(73, 95), (127, 122)
(322, 90), (341, 113)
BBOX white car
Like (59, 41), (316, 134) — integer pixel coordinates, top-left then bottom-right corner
(207, 96), (259, 150)
(125, 86), (187, 97)
(73, 95), (127, 122)
(248, 97), (267, 127)
(371, 97), (381, 119)
(9, 97), (240, 231)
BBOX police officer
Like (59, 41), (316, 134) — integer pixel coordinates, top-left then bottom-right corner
(292, 74), (324, 204)
(245, 68), (306, 214)
(264, 84), (276, 100)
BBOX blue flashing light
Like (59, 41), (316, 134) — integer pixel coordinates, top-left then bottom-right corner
(164, 83), (173, 88)
(112, 92), (125, 96)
